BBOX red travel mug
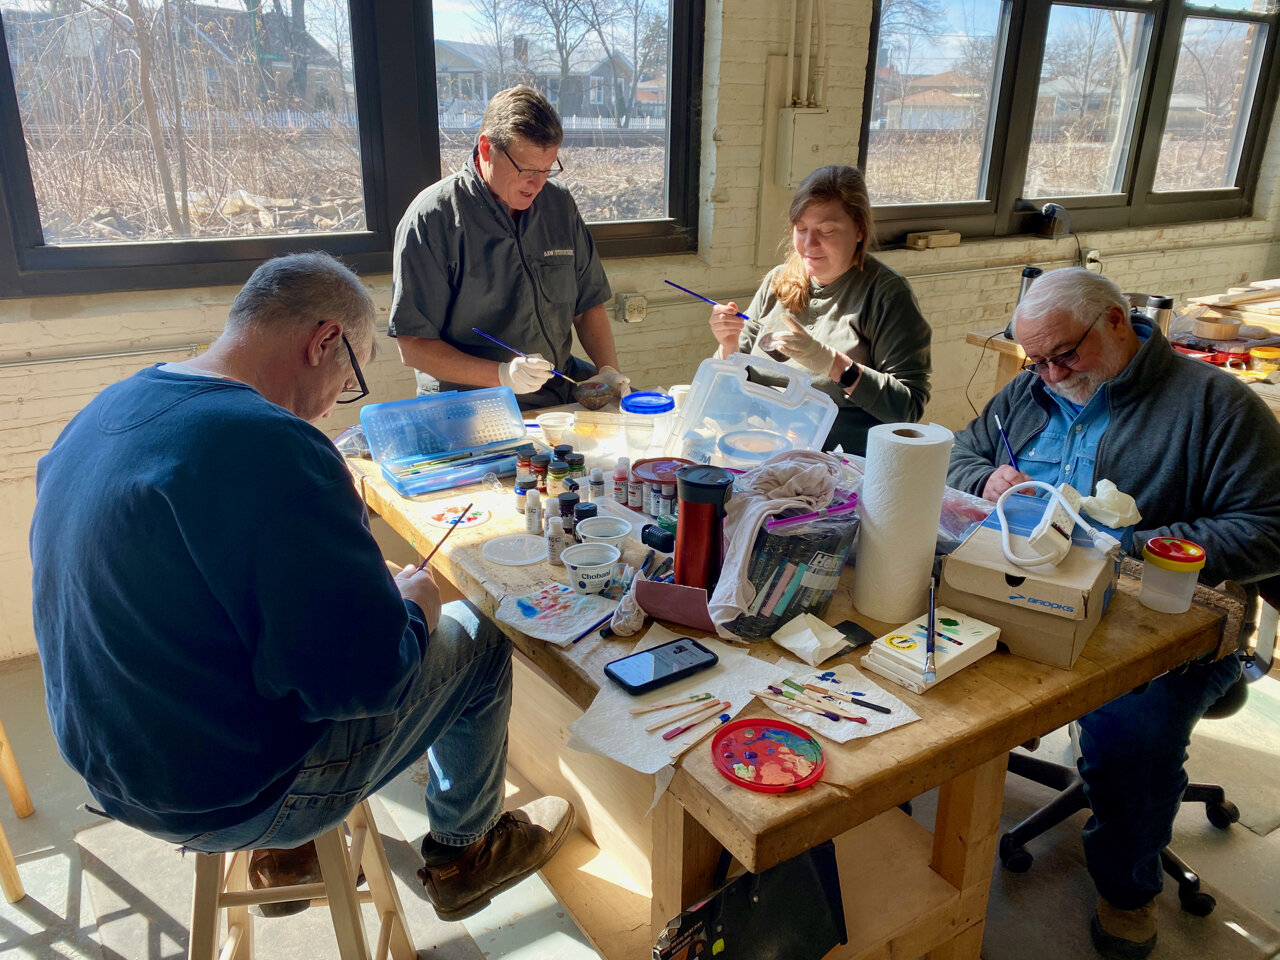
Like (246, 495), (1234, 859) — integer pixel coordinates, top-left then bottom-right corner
(674, 465), (734, 590)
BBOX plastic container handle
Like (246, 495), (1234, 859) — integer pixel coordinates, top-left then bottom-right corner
(729, 352), (813, 405)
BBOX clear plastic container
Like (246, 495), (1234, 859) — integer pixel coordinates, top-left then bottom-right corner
(663, 354), (839, 469)
(621, 391), (675, 460)
(1139, 537), (1206, 614)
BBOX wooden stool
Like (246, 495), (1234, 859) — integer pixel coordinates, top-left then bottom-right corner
(0, 715), (35, 903)
(187, 800), (416, 960)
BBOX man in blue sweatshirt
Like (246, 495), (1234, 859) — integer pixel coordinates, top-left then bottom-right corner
(949, 267), (1280, 959)
(30, 252), (572, 922)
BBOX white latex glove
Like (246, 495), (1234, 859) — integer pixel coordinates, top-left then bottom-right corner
(772, 314), (838, 377)
(498, 354), (554, 394)
(583, 364), (631, 397)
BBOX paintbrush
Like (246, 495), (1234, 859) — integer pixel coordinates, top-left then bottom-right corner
(661, 700), (729, 740)
(751, 689), (843, 722)
(802, 683), (893, 714)
(629, 691), (715, 716)
(415, 502), (473, 571)
(769, 685), (867, 723)
(645, 698), (723, 732)
(663, 280), (750, 320)
(470, 327), (578, 384)
(669, 709), (734, 760)
(924, 576), (937, 684)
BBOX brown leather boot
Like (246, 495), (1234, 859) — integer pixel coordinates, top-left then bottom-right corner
(1090, 895), (1158, 959)
(247, 841), (323, 918)
(417, 796), (574, 921)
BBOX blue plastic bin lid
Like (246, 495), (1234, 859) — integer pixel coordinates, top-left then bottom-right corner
(621, 391), (675, 415)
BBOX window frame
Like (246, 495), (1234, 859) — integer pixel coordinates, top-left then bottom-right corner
(859, 0), (1280, 244)
(0, 0), (704, 299)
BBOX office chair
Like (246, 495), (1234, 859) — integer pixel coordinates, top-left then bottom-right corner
(998, 578), (1278, 918)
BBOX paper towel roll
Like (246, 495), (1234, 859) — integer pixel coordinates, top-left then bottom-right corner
(852, 422), (954, 623)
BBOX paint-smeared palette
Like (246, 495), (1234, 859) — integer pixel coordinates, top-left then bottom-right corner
(711, 718), (825, 793)
(424, 500), (491, 529)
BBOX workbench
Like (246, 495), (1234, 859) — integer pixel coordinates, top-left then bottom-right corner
(347, 457), (1224, 960)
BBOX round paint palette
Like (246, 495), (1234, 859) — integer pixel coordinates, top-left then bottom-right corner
(711, 718), (825, 793)
(424, 501), (491, 530)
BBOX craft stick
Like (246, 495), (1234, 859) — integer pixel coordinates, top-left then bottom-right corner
(669, 710), (734, 760)
(629, 691), (715, 716)
(751, 689), (842, 722)
(761, 563), (796, 617)
(415, 502), (472, 571)
(768, 685), (867, 724)
(661, 701), (729, 740)
(645, 699), (723, 732)
(803, 683), (893, 714)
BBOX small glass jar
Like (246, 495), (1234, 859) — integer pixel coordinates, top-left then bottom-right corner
(553, 443), (575, 462)
(573, 502), (598, 540)
(515, 444), (536, 475)
(514, 475), (537, 514)
(565, 451), (586, 480)
(547, 458), (570, 497)
(530, 453), (551, 494)
(558, 491), (580, 537)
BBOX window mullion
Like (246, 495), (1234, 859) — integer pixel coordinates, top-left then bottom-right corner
(994, 0), (1053, 234)
(1130, 0), (1182, 219)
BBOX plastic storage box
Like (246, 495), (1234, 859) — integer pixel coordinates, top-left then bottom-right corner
(360, 387), (528, 496)
(662, 354), (839, 468)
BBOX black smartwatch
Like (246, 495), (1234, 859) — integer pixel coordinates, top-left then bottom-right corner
(838, 360), (860, 389)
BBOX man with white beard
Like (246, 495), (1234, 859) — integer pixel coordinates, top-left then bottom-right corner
(948, 266), (1280, 959)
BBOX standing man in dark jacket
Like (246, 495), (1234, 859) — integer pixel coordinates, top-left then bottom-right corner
(949, 267), (1280, 959)
(30, 253), (572, 923)
(389, 85), (629, 408)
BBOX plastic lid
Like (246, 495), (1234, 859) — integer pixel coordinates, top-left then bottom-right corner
(565, 452), (585, 465)
(574, 502), (598, 520)
(531, 453), (551, 467)
(1147, 295), (1174, 308)
(558, 492), (580, 510)
(675, 464), (735, 504)
(621, 391), (675, 415)
(515, 476), (537, 490)
(590, 467), (604, 480)
(632, 456), (694, 484)
(1251, 347), (1280, 359)
(481, 534), (548, 566)
(717, 429), (792, 462)
(516, 444), (536, 457)
(554, 444), (574, 457)
(548, 459), (569, 472)
(1142, 537), (1206, 572)
(711, 718), (825, 793)
(1022, 266), (1043, 278)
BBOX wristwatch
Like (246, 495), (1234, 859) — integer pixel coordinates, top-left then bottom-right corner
(838, 360), (860, 389)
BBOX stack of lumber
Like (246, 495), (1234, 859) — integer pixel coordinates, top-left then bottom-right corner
(1189, 279), (1280, 330)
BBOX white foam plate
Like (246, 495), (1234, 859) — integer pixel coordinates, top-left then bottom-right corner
(482, 533), (548, 566)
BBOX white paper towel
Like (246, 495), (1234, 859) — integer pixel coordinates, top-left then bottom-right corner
(852, 422), (954, 623)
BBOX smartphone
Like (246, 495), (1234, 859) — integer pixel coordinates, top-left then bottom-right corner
(604, 638), (719, 695)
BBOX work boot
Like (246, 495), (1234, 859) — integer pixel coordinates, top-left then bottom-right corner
(248, 841), (322, 918)
(417, 796), (575, 921)
(1090, 895), (1158, 960)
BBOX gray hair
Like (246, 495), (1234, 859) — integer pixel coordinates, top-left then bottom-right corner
(480, 85), (563, 151)
(227, 252), (375, 343)
(1013, 267), (1128, 337)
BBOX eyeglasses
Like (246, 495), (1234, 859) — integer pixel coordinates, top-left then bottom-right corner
(1020, 317), (1098, 374)
(501, 147), (563, 181)
(335, 334), (369, 404)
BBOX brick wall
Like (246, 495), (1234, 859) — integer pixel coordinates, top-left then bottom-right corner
(1, 0), (1278, 660)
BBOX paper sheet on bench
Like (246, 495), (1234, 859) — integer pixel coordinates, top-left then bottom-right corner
(759, 661), (920, 743)
(567, 624), (807, 775)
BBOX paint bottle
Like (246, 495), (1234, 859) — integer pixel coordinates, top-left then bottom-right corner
(547, 459), (570, 498)
(530, 454), (551, 494)
(515, 444), (535, 476)
(524, 489), (542, 536)
(613, 457), (630, 505)
(558, 491), (580, 538)
(546, 516), (566, 566)
(660, 482), (677, 517)
(553, 443), (574, 462)
(565, 451), (586, 481)
(588, 467), (605, 504)
(514, 474), (536, 514)
(627, 466), (644, 512)
(573, 502), (598, 541)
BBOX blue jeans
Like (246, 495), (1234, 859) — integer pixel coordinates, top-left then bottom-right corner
(1077, 653), (1241, 909)
(171, 601), (512, 853)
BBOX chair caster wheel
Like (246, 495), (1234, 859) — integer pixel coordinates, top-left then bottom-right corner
(999, 834), (1032, 873)
(1179, 888), (1216, 916)
(1206, 800), (1238, 829)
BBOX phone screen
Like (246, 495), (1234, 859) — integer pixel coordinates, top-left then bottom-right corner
(607, 640), (715, 691)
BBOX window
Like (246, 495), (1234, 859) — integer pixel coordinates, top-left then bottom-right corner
(0, 0), (704, 297)
(861, 0), (1280, 240)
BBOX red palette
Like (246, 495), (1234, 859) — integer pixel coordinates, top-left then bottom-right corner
(711, 718), (825, 793)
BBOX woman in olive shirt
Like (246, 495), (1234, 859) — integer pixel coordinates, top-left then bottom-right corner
(708, 165), (932, 456)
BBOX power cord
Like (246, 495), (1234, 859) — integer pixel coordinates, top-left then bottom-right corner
(965, 330), (1004, 419)
(995, 480), (1121, 568)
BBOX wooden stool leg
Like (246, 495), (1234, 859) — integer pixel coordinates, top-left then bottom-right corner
(315, 826), (371, 960)
(223, 851), (254, 960)
(188, 852), (225, 960)
(349, 801), (417, 960)
(0, 718), (34, 819)
(0, 818), (24, 903)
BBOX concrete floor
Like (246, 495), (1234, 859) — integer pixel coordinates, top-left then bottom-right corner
(2, 653), (1278, 960)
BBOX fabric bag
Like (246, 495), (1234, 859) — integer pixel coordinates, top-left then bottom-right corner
(653, 840), (846, 960)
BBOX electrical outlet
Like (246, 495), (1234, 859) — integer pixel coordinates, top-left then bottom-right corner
(1084, 249), (1103, 273)
(617, 294), (648, 323)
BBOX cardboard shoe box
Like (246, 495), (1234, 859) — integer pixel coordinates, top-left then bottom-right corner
(937, 503), (1120, 669)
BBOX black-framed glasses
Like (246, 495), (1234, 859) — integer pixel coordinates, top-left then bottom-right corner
(1020, 317), (1098, 374)
(336, 334), (369, 404)
(501, 147), (563, 181)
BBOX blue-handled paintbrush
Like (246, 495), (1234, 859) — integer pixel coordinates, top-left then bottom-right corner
(664, 280), (750, 320)
(471, 327), (578, 384)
